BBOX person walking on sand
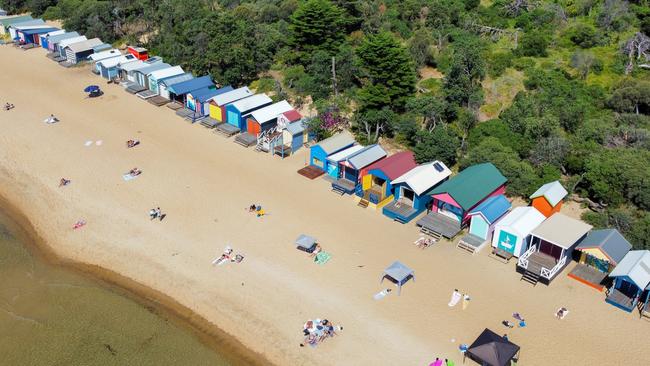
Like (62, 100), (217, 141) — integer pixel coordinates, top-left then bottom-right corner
(149, 208), (158, 220)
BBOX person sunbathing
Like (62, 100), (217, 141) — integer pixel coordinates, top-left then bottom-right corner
(59, 178), (71, 187)
(309, 244), (322, 258)
(213, 247), (234, 266)
(4, 103), (14, 110)
(248, 204), (257, 212)
(126, 139), (140, 148)
(129, 168), (142, 176)
(73, 220), (86, 229)
(232, 254), (244, 263)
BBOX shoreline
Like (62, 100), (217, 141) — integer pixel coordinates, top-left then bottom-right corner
(0, 193), (271, 366)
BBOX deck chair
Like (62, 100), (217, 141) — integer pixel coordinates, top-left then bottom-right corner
(314, 252), (331, 265)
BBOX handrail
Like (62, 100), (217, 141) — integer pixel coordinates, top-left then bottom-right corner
(540, 255), (566, 279)
(517, 245), (536, 269)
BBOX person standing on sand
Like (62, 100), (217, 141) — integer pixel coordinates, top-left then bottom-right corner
(149, 208), (158, 220)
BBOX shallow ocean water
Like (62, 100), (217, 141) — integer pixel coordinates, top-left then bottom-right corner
(0, 209), (231, 366)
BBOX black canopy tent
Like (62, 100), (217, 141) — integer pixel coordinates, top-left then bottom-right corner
(465, 328), (520, 366)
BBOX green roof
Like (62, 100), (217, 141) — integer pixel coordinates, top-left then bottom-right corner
(430, 163), (507, 211)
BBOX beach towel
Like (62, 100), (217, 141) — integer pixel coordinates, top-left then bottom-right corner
(448, 291), (462, 307)
(429, 360), (443, 366)
(373, 289), (391, 301)
(446, 361), (455, 366)
(122, 174), (138, 181)
(84, 140), (93, 146)
(314, 252), (331, 265)
(95, 140), (103, 146)
(462, 295), (471, 310)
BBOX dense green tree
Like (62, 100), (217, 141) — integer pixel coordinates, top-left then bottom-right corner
(567, 23), (600, 48)
(356, 32), (416, 110)
(406, 95), (448, 131)
(517, 32), (549, 57)
(443, 34), (486, 109)
(413, 127), (460, 166)
(608, 80), (650, 115)
(354, 107), (397, 143)
(289, 0), (346, 55)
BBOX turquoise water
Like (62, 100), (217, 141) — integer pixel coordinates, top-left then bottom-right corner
(0, 209), (234, 366)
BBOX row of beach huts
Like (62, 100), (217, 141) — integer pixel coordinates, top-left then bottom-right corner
(303, 130), (650, 316)
(3, 13), (649, 318)
(0, 14), (310, 157)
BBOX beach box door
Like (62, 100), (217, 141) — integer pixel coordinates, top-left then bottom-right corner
(227, 110), (239, 127)
(497, 230), (517, 254)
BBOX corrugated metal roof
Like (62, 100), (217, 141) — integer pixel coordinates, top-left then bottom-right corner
(530, 181), (568, 207)
(9, 19), (44, 29)
(495, 207), (546, 237)
(89, 49), (121, 61)
(92, 43), (112, 52)
(210, 87), (253, 106)
(47, 32), (79, 44)
(346, 144), (387, 170)
(366, 151), (417, 181)
(168, 75), (214, 95)
(39, 29), (65, 38)
(314, 131), (355, 155)
(229, 94), (273, 113)
(57, 35), (86, 49)
(67, 38), (102, 53)
(119, 60), (146, 72)
(576, 229), (632, 265)
(250, 100), (293, 125)
(159, 72), (193, 87)
(0, 15), (33, 27)
(391, 161), (452, 196)
(468, 195), (512, 224)
(610, 250), (650, 289)
(431, 163), (507, 211)
(149, 65), (184, 80)
(136, 63), (171, 76)
(19, 27), (58, 35)
(531, 213), (592, 249)
(283, 109), (303, 122)
(286, 121), (305, 135)
(191, 86), (234, 103)
(99, 55), (137, 69)
(326, 145), (365, 163)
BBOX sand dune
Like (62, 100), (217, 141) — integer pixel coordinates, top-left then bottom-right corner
(0, 45), (647, 366)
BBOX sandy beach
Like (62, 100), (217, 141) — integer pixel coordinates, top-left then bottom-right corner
(0, 44), (648, 365)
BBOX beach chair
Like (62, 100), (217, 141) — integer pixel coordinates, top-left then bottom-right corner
(314, 252), (331, 265)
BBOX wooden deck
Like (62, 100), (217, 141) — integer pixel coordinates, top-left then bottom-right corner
(273, 144), (292, 157)
(568, 263), (608, 291)
(147, 95), (169, 106)
(457, 234), (487, 254)
(125, 83), (147, 94)
(383, 201), (417, 223)
(166, 101), (184, 110)
(215, 123), (240, 137)
(234, 133), (257, 147)
(175, 108), (194, 118)
(606, 289), (635, 312)
(200, 117), (221, 129)
(331, 178), (356, 194)
(525, 252), (557, 276)
(297, 165), (325, 180)
(136, 90), (157, 99)
(416, 212), (462, 239)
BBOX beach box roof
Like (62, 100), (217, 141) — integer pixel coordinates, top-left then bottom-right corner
(88, 49), (121, 61)
(286, 121), (305, 135)
(230, 94), (273, 114)
(468, 195), (511, 224)
(210, 87), (253, 106)
(159, 72), (194, 87)
(0, 9), (5, 16)
(138, 62), (171, 76)
(0, 15), (32, 28)
(576, 229), (632, 266)
(93, 43), (112, 52)
(168, 75), (214, 95)
(19, 26), (58, 36)
(366, 151), (417, 181)
(467, 328), (520, 366)
(66, 38), (102, 53)
(344, 144), (387, 170)
(431, 163), (507, 211)
(327, 145), (365, 163)
(314, 131), (356, 155)
(495, 207), (545, 236)
(119, 59), (147, 72)
(283, 109), (303, 122)
(47, 31), (79, 44)
(250, 100), (293, 125)
(9, 19), (45, 29)
(57, 35), (87, 49)
(149, 65), (185, 80)
(530, 213), (592, 249)
(98, 54), (137, 69)
(610, 250), (650, 289)
(191, 85), (234, 103)
(40, 29), (65, 38)
(530, 180), (567, 206)
(392, 161), (451, 196)
(295, 234), (317, 250)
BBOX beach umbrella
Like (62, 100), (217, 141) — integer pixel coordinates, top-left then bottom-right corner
(84, 85), (100, 93)
(465, 328), (520, 366)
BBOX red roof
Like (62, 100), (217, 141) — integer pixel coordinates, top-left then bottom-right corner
(366, 151), (417, 180)
(283, 109), (302, 122)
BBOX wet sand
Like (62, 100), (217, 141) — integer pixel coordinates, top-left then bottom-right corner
(0, 44), (648, 365)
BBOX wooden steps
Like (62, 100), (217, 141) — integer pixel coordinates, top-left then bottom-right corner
(419, 226), (442, 241)
(521, 269), (540, 286)
(331, 186), (346, 195)
(358, 199), (369, 208)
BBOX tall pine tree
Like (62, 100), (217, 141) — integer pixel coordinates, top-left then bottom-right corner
(289, 0), (346, 56)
